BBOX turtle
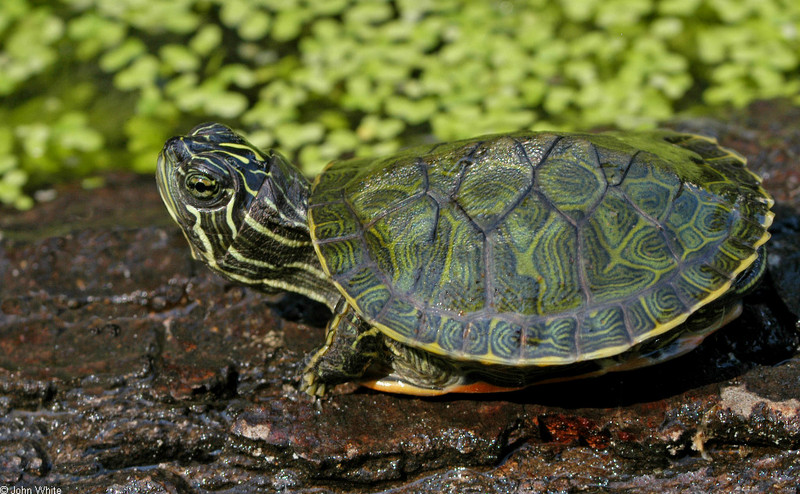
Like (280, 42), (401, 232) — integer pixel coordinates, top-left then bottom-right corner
(156, 123), (774, 396)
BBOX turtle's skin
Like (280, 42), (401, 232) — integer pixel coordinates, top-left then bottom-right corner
(156, 123), (773, 396)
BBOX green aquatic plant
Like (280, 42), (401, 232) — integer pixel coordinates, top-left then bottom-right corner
(1, 0), (798, 208)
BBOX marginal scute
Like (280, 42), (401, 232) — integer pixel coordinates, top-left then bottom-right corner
(739, 200), (773, 227)
(579, 306), (630, 356)
(489, 319), (525, 360)
(644, 285), (687, 326)
(523, 317), (578, 361)
(670, 135), (747, 172)
(706, 246), (745, 280)
(730, 215), (771, 247)
(681, 137), (731, 159)
(708, 158), (761, 189)
(379, 298), (421, 340)
(413, 313), (438, 345)
(340, 267), (391, 319)
(718, 238), (757, 264)
(464, 320), (491, 356)
(674, 264), (730, 306)
(433, 314), (470, 355)
(625, 301), (658, 339)
(625, 286), (688, 342)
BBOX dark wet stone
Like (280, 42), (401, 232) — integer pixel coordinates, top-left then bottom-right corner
(2, 102), (800, 492)
(766, 204), (800, 319)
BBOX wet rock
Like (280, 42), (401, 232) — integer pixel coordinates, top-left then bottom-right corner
(2, 102), (800, 492)
(766, 205), (800, 319)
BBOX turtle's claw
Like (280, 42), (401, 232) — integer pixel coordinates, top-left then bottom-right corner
(300, 369), (327, 397)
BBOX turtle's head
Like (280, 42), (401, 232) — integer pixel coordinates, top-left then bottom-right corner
(157, 123), (337, 305)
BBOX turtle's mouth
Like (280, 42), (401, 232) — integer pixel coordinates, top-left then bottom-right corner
(156, 145), (183, 227)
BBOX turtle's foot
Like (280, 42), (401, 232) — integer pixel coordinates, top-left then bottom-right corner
(297, 302), (384, 397)
(299, 365), (328, 397)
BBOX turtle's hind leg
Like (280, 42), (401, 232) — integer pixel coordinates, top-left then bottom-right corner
(359, 339), (467, 395)
(300, 299), (383, 396)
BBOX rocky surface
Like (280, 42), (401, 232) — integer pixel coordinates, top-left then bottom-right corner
(1, 100), (799, 493)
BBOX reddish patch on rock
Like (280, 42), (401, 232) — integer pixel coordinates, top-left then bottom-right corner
(539, 414), (611, 448)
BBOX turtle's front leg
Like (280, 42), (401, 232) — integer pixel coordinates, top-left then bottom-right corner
(300, 299), (383, 396)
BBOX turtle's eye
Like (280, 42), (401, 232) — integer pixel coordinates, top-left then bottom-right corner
(185, 172), (221, 201)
